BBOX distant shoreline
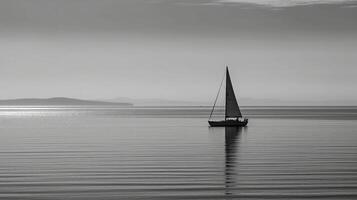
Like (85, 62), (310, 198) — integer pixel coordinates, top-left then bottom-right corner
(0, 97), (355, 107)
(0, 97), (132, 107)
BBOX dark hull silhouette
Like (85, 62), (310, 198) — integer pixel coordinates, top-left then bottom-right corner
(209, 119), (248, 127)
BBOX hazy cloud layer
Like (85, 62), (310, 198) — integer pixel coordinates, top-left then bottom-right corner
(215, 0), (357, 7)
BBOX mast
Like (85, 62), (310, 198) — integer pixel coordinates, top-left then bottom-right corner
(225, 66), (242, 119)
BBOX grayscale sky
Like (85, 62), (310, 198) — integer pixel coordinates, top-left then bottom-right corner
(0, 0), (356, 104)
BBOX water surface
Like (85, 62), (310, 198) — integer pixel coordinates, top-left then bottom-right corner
(0, 107), (356, 199)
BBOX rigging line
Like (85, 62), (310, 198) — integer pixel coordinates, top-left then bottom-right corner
(209, 71), (225, 120)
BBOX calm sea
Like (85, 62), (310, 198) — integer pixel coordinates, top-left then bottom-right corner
(0, 106), (357, 199)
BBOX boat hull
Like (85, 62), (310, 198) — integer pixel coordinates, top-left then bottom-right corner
(208, 119), (248, 127)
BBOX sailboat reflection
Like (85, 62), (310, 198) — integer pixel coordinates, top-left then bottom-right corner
(224, 126), (244, 197)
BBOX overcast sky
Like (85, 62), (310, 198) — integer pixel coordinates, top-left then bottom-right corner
(0, 0), (356, 104)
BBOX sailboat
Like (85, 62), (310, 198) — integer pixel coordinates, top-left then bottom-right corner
(208, 66), (248, 127)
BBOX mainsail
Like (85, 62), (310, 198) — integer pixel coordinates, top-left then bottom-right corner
(225, 67), (242, 118)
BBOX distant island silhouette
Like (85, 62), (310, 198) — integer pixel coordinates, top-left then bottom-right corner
(0, 97), (132, 106)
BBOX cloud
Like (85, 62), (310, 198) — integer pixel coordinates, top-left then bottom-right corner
(215, 0), (357, 7)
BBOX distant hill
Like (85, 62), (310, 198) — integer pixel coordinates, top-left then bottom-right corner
(0, 97), (132, 106)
